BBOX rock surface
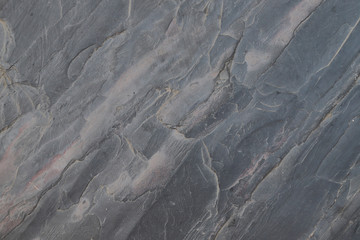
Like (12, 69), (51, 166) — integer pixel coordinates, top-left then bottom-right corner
(0, 0), (359, 239)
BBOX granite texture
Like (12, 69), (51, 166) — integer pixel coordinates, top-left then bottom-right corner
(0, 0), (359, 239)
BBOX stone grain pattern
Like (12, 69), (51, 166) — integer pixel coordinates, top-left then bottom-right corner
(0, 0), (359, 239)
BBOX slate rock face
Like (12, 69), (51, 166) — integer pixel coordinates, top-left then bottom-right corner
(0, 0), (359, 239)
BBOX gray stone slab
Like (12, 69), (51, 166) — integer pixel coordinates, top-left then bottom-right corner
(0, 0), (359, 239)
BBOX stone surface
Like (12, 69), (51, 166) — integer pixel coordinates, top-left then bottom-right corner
(0, 0), (359, 239)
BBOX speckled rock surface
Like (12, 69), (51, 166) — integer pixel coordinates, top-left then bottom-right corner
(0, 0), (359, 239)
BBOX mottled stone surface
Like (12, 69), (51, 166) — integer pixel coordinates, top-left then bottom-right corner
(0, 0), (359, 239)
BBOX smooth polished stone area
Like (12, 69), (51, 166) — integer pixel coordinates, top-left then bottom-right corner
(0, 0), (359, 239)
